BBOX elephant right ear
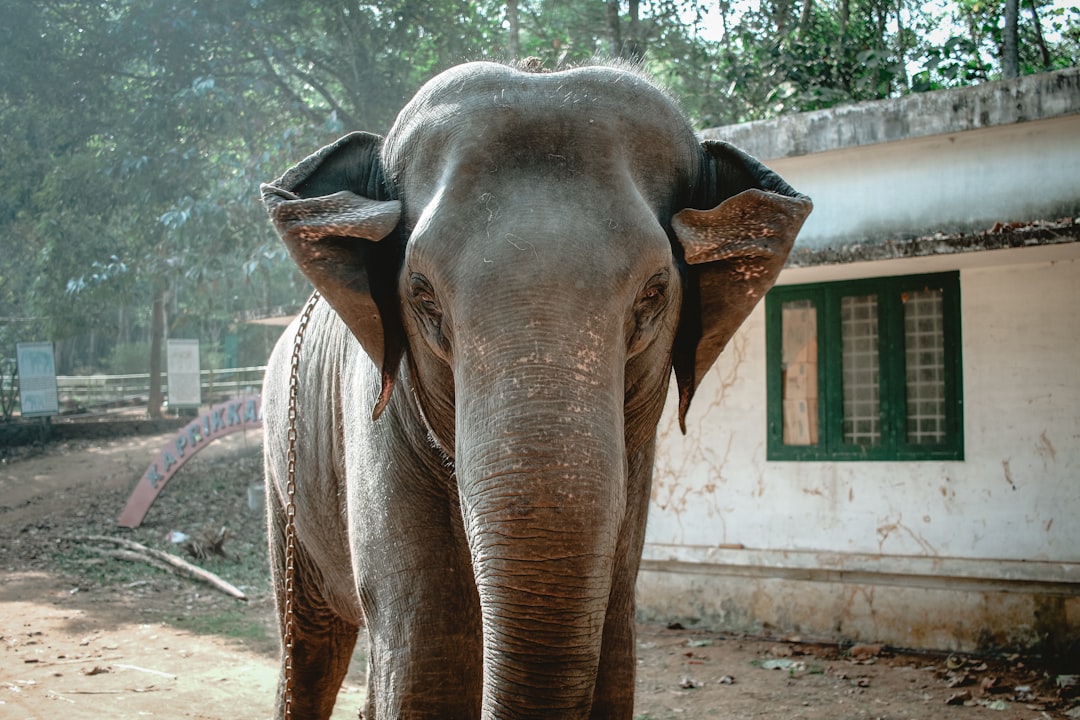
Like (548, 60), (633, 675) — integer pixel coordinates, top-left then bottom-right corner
(261, 131), (404, 420)
(671, 141), (812, 433)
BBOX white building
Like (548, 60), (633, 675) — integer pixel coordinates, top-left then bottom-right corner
(640, 68), (1080, 652)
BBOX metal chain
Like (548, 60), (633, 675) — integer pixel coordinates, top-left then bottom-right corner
(283, 290), (321, 719)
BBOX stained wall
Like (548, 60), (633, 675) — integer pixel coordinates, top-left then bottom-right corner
(640, 69), (1080, 650)
(642, 249), (1080, 649)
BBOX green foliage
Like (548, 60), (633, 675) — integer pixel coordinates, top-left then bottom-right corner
(0, 357), (17, 420)
(107, 342), (159, 375)
(0, 0), (1076, 376)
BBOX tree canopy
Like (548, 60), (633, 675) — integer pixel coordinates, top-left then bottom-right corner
(1, 0), (1076, 386)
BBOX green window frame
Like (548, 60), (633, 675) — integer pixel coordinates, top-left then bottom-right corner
(766, 272), (963, 461)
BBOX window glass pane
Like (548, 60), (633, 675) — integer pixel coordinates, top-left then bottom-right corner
(781, 300), (818, 446)
(904, 288), (947, 444)
(841, 294), (880, 446)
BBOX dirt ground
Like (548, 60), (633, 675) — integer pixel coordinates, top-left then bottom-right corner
(1, 428), (1076, 719)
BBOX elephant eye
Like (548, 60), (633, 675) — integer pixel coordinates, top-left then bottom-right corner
(410, 274), (442, 317)
(418, 292), (439, 313)
(627, 271), (671, 357)
(409, 273), (452, 357)
(636, 273), (669, 314)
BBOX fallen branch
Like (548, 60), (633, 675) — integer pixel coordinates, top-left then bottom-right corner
(38, 655), (124, 667)
(114, 662), (177, 679)
(82, 546), (174, 574)
(74, 535), (247, 601)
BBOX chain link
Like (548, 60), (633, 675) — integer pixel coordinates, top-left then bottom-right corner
(282, 290), (321, 719)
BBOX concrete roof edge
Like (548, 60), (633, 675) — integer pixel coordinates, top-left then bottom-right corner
(701, 67), (1080, 160)
(785, 218), (1080, 267)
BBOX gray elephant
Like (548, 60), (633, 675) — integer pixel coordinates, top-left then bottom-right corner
(260, 61), (810, 719)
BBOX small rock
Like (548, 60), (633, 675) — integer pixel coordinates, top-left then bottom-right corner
(849, 643), (884, 659)
(945, 690), (972, 705)
(946, 672), (972, 688)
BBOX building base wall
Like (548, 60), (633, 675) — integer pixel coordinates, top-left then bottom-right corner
(636, 560), (1079, 654)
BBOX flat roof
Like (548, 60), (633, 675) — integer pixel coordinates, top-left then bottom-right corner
(701, 68), (1080, 160)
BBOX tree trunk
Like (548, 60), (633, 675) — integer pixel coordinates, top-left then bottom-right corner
(625, 0), (644, 61)
(718, 0), (733, 49)
(1027, 0), (1052, 70)
(260, 263), (273, 361)
(118, 303), (130, 347)
(895, 0), (909, 90)
(605, 0), (621, 58)
(1003, 0), (1019, 79)
(147, 282), (166, 419)
(506, 0), (520, 61)
(798, 0), (814, 40)
(838, 0), (851, 92)
(774, 0), (796, 38)
(963, 8), (989, 81)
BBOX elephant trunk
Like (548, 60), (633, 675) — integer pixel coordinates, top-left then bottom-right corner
(456, 354), (627, 718)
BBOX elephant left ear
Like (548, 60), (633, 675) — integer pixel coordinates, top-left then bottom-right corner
(672, 141), (812, 433)
(261, 132), (405, 421)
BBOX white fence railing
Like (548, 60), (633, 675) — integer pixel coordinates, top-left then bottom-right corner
(54, 366), (267, 412)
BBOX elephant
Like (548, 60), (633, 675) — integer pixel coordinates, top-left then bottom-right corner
(260, 60), (811, 720)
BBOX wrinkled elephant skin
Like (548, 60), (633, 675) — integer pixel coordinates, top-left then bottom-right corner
(260, 61), (811, 720)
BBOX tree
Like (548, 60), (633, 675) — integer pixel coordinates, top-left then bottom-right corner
(507, 0), (522, 59)
(1, 0), (1076, 403)
(1004, 0), (1021, 77)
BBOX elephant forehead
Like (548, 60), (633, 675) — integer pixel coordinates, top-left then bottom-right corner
(383, 63), (700, 213)
(405, 173), (674, 276)
(388, 62), (688, 140)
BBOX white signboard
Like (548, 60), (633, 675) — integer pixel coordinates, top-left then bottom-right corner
(16, 342), (59, 418)
(166, 339), (201, 409)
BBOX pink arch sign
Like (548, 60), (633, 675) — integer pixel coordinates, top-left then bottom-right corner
(118, 394), (263, 528)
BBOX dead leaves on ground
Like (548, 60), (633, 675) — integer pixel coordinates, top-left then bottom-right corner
(655, 627), (1076, 716)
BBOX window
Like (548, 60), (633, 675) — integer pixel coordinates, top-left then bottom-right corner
(766, 272), (963, 461)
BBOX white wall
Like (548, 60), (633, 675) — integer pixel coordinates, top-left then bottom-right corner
(641, 249), (1080, 649)
(652, 75), (1080, 646)
(765, 115), (1080, 249)
(647, 250), (1080, 567)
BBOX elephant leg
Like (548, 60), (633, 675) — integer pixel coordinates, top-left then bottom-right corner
(355, 484), (483, 719)
(284, 603), (359, 720)
(591, 453), (655, 720)
(360, 561), (482, 719)
(269, 493), (359, 720)
(589, 590), (637, 720)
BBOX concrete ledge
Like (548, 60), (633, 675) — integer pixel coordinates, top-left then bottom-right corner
(637, 546), (1080, 650)
(702, 68), (1080, 160)
(641, 545), (1080, 595)
(636, 565), (1079, 652)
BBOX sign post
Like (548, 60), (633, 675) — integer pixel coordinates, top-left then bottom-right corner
(16, 342), (59, 418)
(166, 339), (201, 410)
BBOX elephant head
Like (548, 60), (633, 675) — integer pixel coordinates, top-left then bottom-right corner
(262, 62), (809, 717)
